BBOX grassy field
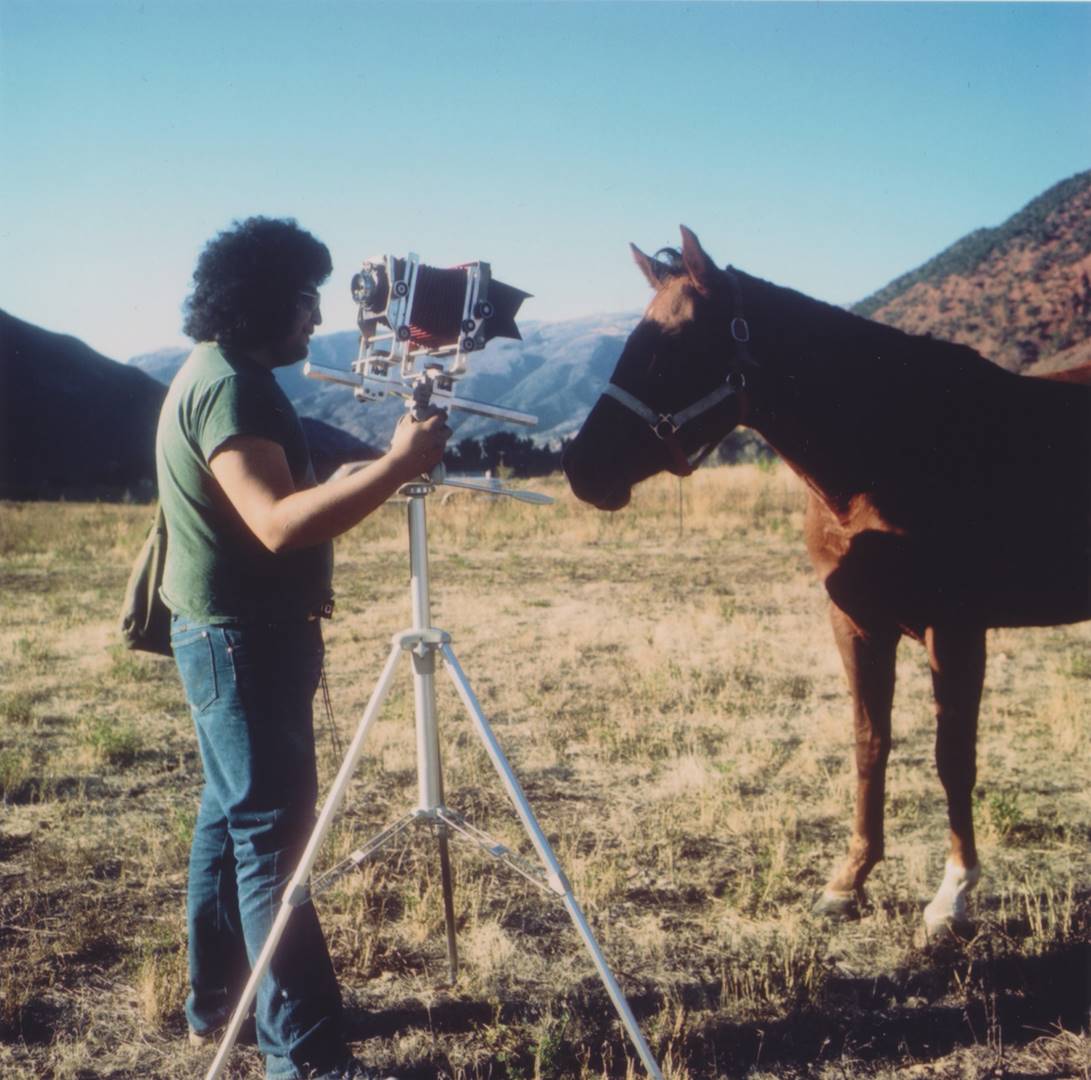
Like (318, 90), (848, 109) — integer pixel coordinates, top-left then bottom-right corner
(1, 465), (1089, 1080)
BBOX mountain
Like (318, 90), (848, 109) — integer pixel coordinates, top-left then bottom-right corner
(128, 314), (640, 450)
(854, 170), (1091, 374)
(1, 310), (165, 499)
(0, 311), (376, 500)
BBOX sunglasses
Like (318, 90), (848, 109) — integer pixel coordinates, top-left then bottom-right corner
(297, 290), (322, 316)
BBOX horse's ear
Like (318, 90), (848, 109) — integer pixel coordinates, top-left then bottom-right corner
(630, 243), (663, 291)
(680, 225), (716, 297)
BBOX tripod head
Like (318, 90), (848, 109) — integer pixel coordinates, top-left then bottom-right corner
(399, 374), (554, 503)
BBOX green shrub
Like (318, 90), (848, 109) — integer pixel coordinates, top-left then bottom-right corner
(84, 717), (143, 769)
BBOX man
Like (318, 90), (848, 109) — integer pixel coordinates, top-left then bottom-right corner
(156, 216), (450, 1080)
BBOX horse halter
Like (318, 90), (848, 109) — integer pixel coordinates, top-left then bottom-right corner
(601, 268), (753, 478)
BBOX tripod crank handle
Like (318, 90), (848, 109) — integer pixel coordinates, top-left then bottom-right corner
(439, 477), (554, 504)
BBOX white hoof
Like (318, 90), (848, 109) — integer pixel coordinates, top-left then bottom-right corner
(923, 859), (981, 937)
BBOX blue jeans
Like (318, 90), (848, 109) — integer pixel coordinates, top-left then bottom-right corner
(171, 614), (346, 1078)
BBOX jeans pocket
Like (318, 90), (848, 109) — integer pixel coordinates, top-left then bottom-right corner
(173, 630), (219, 713)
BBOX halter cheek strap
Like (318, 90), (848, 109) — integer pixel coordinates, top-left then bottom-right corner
(601, 378), (743, 476)
(601, 269), (753, 477)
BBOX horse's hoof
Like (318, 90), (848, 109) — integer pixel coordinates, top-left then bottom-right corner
(923, 861), (981, 940)
(923, 909), (975, 942)
(812, 890), (860, 921)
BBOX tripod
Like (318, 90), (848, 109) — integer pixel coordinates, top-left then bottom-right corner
(205, 477), (663, 1080)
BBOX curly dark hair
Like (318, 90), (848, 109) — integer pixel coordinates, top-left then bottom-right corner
(182, 217), (333, 350)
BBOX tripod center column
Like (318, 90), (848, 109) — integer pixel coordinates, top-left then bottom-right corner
(406, 485), (433, 630)
(405, 484), (445, 813)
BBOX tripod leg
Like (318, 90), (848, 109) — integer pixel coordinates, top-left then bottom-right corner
(408, 637), (460, 982)
(204, 641), (405, 1080)
(435, 822), (459, 982)
(439, 645), (663, 1080)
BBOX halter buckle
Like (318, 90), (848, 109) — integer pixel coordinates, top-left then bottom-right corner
(730, 317), (750, 343)
(652, 414), (679, 440)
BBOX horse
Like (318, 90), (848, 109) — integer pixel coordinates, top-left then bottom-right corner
(562, 226), (1091, 936)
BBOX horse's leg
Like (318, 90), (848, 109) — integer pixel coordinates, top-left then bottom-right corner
(814, 605), (900, 918)
(921, 624), (986, 937)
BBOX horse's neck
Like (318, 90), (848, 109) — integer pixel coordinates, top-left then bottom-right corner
(737, 275), (987, 516)
(751, 391), (866, 518)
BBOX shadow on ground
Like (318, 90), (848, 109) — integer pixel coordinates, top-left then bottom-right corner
(342, 937), (1090, 1078)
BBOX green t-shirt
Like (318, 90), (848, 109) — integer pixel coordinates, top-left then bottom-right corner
(155, 342), (333, 623)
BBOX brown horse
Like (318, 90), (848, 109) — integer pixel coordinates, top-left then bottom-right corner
(563, 227), (1091, 934)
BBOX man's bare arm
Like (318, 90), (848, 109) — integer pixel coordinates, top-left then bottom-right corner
(209, 412), (450, 552)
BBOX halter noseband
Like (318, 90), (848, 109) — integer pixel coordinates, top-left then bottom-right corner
(601, 269), (753, 477)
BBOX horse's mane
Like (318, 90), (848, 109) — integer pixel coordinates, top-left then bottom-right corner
(757, 266), (1001, 379)
(646, 247), (1009, 385)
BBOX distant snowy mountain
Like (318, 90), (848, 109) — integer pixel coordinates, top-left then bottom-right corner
(127, 345), (191, 385)
(127, 314), (640, 448)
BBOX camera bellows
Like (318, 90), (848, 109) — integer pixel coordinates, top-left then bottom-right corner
(406, 264), (472, 349)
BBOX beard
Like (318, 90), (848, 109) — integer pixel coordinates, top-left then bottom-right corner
(267, 330), (311, 368)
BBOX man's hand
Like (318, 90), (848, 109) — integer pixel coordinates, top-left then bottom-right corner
(388, 410), (452, 482)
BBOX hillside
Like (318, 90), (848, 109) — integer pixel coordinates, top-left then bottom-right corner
(0, 311), (376, 500)
(855, 170), (1091, 373)
(0, 310), (166, 500)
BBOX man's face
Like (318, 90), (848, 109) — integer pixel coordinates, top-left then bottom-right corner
(267, 286), (322, 367)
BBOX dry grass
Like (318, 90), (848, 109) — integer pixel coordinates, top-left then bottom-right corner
(1, 466), (1088, 1079)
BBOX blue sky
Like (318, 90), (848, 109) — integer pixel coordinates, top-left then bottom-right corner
(2, 1), (1088, 361)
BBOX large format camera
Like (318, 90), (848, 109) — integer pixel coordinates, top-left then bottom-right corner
(306, 254), (532, 426)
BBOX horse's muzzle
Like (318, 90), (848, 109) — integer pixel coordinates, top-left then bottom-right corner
(562, 443), (632, 511)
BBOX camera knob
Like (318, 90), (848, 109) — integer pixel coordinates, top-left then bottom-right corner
(393, 281), (409, 298)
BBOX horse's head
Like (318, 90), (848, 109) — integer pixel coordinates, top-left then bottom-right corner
(563, 226), (752, 510)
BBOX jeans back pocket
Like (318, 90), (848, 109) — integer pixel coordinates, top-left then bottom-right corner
(172, 629), (219, 713)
